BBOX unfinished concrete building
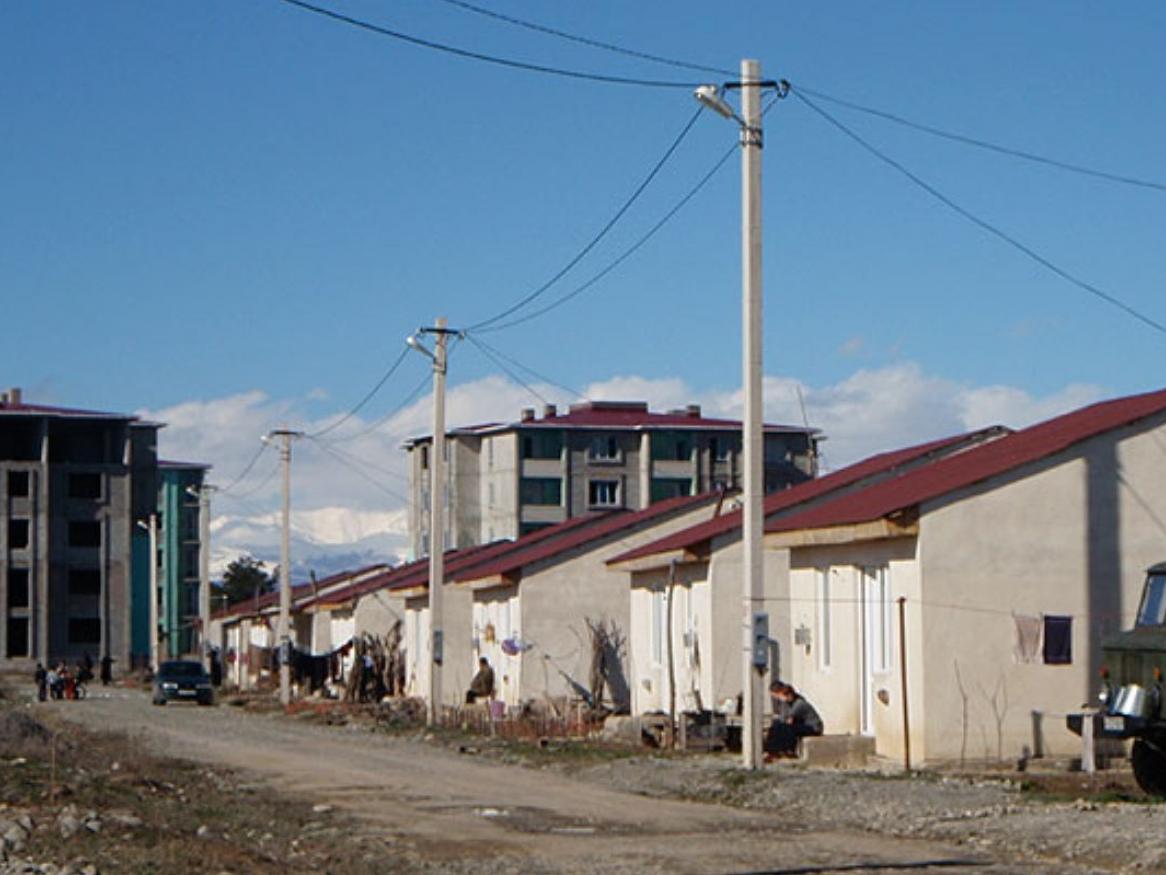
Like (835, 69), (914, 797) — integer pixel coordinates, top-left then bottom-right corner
(0, 388), (160, 669)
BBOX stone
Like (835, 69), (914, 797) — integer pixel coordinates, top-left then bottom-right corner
(600, 715), (643, 745)
(311, 804), (332, 814)
(58, 815), (83, 840)
(196, 825), (210, 839)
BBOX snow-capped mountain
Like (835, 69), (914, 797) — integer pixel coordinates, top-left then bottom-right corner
(209, 506), (411, 581)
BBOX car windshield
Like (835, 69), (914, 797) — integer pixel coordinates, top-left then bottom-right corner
(160, 661), (205, 678)
(1136, 573), (1166, 627)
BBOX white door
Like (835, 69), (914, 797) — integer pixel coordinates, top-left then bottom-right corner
(860, 566), (890, 736)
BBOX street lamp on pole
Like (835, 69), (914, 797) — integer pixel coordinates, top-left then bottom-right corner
(407, 318), (460, 727)
(136, 516), (159, 674)
(694, 60), (786, 769)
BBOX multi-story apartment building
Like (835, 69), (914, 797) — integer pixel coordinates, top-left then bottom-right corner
(0, 388), (160, 669)
(405, 400), (821, 558)
(157, 461), (209, 658)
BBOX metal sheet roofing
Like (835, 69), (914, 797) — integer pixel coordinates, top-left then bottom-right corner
(608, 428), (1006, 566)
(762, 387), (1166, 538)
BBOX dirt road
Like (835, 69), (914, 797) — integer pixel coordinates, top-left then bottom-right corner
(53, 690), (1073, 873)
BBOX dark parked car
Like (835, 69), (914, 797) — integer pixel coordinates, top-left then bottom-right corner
(152, 660), (214, 706)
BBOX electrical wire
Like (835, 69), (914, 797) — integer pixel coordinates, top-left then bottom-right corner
(794, 83), (1166, 194)
(216, 442), (271, 496)
(464, 334), (551, 406)
(222, 456), (282, 500)
(274, 0), (700, 89)
(309, 346), (411, 439)
(323, 369), (433, 444)
(465, 333), (585, 401)
(467, 105), (705, 332)
(305, 435), (410, 503)
(432, 0), (734, 78)
(473, 94), (783, 333)
(791, 88), (1166, 339)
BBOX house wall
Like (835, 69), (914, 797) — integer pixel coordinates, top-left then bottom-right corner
(917, 421), (1166, 764)
(471, 584), (522, 705)
(481, 433), (519, 543)
(401, 583), (473, 706)
(786, 539), (921, 761)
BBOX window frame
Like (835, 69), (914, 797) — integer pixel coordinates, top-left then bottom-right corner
(587, 478), (621, 508)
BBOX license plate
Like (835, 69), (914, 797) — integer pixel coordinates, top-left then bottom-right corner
(178, 690), (196, 697)
(1103, 715), (1124, 732)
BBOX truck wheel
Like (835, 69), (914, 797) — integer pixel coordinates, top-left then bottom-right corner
(1131, 739), (1166, 797)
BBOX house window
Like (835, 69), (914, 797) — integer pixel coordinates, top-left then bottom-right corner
(520, 477), (561, 506)
(7, 568), (30, 609)
(8, 518), (30, 550)
(817, 568), (832, 670)
(1043, 615), (1072, 665)
(588, 435), (621, 463)
(68, 568), (101, 596)
(588, 479), (620, 508)
(7, 470), (30, 497)
(420, 446), (429, 470)
(68, 617), (101, 645)
(650, 588), (666, 665)
(864, 566), (892, 673)
(1137, 571), (1166, 627)
(68, 472), (102, 500)
(68, 520), (101, 548)
(650, 478), (691, 502)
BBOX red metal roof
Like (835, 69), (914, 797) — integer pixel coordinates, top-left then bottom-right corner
(765, 388), (1166, 538)
(608, 428), (1006, 565)
(453, 491), (725, 583)
(0, 400), (136, 420)
(212, 562), (391, 620)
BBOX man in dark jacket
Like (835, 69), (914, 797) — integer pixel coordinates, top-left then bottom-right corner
(765, 681), (823, 757)
(466, 657), (495, 703)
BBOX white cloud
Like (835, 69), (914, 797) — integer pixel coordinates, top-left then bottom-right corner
(141, 365), (1108, 571)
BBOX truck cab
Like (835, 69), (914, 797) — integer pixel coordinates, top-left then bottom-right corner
(1068, 562), (1166, 795)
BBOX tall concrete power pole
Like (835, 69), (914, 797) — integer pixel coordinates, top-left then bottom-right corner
(192, 484), (217, 671)
(268, 428), (302, 707)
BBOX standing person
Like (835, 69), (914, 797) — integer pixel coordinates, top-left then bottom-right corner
(34, 663), (48, 702)
(47, 663), (63, 700)
(99, 654), (114, 686)
(765, 681), (823, 759)
(466, 657), (495, 704)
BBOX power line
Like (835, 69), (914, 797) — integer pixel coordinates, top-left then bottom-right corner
(222, 455), (282, 500)
(274, 0), (699, 89)
(464, 331), (550, 408)
(309, 346), (411, 439)
(794, 83), (1166, 194)
(305, 435), (410, 503)
(432, 0), (734, 78)
(464, 333), (585, 401)
(474, 94), (784, 333)
(791, 88), (1166, 339)
(325, 368), (434, 444)
(216, 442), (271, 495)
(468, 105), (705, 332)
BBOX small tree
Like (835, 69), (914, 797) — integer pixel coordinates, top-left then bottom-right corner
(220, 555), (274, 606)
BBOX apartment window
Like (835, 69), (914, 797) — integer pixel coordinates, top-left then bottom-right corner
(6, 618), (29, 658)
(817, 569), (832, 670)
(420, 533), (429, 556)
(181, 508), (199, 541)
(709, 437), (733, 461)
(420, 446), (429, 470)
(68, 520), (101, 548)
(68, 472), (102, 500)
(68, 617), (101, 645)
(185, 546), (200, 575)
(7, 470), (30, 497)
(519, 477), (561, 506)
(588, 435), (621, 463)
(650, 433), (691, 462)
(1043, 615), (1072, 665)
(8, 518), (30, 550)
(7, 568), (30, 609)
(184, 584), (200, 616)
(650, 478), (691, 502)
(588, 479), (620, 508)
(68, 568), (101, 596)
(521, 432), (562, 460)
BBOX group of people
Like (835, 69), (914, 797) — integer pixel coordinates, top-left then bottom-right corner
(34, 653), (114, 702)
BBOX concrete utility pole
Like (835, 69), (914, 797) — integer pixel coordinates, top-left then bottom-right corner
(738, 58), (766, 771)
(694, 59), (774, 769)
(268, 428), (303, 707)
(191, 484), (217, 671)
(137, 515), (159, 673)
(407, 317), (456, 726)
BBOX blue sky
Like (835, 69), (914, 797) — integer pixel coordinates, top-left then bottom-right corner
(3, 2), (1165, 554)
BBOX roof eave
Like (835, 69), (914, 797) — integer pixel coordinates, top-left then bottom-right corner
(765, 516), (918, 549)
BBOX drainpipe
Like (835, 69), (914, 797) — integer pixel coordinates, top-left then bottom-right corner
(897, 596), (911, 771)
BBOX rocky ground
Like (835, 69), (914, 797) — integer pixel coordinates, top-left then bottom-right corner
(3, 678), (1165, 874)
